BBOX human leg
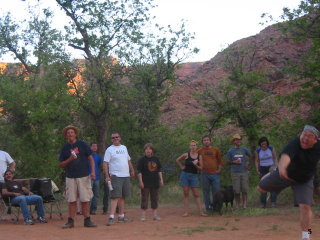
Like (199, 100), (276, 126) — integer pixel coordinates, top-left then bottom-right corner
(11, 195), (31, 220)
(299, 204), (312, 232)
(270, 192), (277, 206)
(150, 187), (159, 211)
(68, 201), (77, 218)
(103, 180), (109, 213)
(257, 169), (291, 193)
(191, 187), (206, 215)
(150, 188), (159, 219)
(90, 179), (100, 214)
(141, 188), (149, 220)
(201, 173), (211, 212)
(81, 201), (96, 227)
(240, 172), (249, 208)
(26, 195), (46, 218)
(231, 172), (241, 208)
(81, 201), (90, 217)
(292, 178), (314, 239)
(259, 166), (270, 207)
(182, 186), (190, 216)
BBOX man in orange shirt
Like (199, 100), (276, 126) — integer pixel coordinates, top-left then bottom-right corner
(198, 135), (223, 213)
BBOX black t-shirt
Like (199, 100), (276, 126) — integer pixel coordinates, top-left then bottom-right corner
(59, 140), (92, 178)
(283, 138), (320, 183)
(183, 152), (199, 174)
(3, 180), (24, 194)
(137, 156), (162, 188)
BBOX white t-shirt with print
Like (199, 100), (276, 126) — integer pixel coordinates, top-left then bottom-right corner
(104, 145), (131, 177)
(0, 151), (14, 182)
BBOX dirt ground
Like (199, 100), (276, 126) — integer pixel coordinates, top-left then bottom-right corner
(0, 207), (319, 240)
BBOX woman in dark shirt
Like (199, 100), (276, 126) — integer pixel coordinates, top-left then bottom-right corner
(137, 143), (163, 221)
(176, 140), (207, 217)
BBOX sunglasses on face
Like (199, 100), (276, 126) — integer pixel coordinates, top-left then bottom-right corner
(112, 136), (120, 139)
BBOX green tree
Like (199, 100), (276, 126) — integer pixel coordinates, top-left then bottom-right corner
(0, 7), (76, 182)
(199, 47), (277, 150)
(54, 0), (197, 153)
(273, 0), (320, 127)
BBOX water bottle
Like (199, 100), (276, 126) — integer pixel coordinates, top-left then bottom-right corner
(108, 181), (113, 191)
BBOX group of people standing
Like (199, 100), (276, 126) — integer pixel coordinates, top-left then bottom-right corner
(1, 124), (319, 240)
(176, 133), (277, 215)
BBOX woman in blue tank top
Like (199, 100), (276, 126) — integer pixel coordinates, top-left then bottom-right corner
(255, 137), (278, 208)
(176, 140), (207, 217)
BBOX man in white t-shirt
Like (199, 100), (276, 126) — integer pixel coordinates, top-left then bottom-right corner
(0, 150), (16, 183)
(103, 132), (135, 226)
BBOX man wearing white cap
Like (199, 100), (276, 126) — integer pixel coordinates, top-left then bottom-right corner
(258, 125), (320, 240)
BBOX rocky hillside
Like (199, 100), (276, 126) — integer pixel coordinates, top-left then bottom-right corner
(160, 23), (311, 127)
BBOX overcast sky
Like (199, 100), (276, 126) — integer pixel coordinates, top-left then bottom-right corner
(1, 0), (301, 63)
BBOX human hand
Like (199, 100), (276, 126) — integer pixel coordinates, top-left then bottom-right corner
(234, 158), (241, 164)
(159, 180), (164, 187)
(91, 172), (96, 180)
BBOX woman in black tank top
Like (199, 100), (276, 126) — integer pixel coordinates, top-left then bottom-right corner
(176, 140), (208, 217)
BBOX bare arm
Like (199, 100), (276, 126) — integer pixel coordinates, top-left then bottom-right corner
(272, 148), (278, 165)
(137, 173), (144, 189)
(59, 154), (77, 168)
(88, 155), (95, 180)
(278, 154), (294, 181)
(193, 155), (202, 170)
(216, 150), (223, 173)
(199, 155), (203, 170)
(176, 153), (187, 170)
(254, 151), (260, 174)
(22, 186), (32, 195)
(8, 162), (16, 171)
(128, 160), (135, 177)
(159, 172), (164, 187)
(103, 161), (110, 182)
(2, 187), (22, 197)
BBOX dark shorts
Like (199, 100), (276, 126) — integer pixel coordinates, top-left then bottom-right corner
(110, 176), (131, 199)
(259, 169), (314, 206)
(141, 187), (159, 210)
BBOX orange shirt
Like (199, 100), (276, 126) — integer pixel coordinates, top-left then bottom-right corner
(198, 146), (223, 174)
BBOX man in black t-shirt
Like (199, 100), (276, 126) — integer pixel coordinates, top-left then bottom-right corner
(258, 125), (320, 240)
(59, 125), (96, 228)
(2, 170), (47, 225)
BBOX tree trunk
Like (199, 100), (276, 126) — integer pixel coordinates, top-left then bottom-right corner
(96, 116), (108, 156)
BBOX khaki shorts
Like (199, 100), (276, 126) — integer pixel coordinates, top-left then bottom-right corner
(65, 176), (93, 202)
(231, 172), (249, 194)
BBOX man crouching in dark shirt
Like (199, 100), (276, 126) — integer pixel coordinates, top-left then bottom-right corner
(257, 125), (320, 240)
(2, 170), (47, 225)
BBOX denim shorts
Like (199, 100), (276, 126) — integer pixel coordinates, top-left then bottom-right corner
(179, 171), (199, 187)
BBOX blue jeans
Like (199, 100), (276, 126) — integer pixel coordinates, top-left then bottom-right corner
(90, 179), (100, 213)
(201, 173), (221, 211)
(11, 195), (45, 220)
(103, 180), (110, 213)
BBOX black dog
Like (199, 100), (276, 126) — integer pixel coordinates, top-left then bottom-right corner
(222, 185), (234, 210)
(211, 186), (234, 215)
(211, 191), (224, 215)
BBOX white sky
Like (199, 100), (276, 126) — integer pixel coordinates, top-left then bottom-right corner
(1, 0), (301, 63)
